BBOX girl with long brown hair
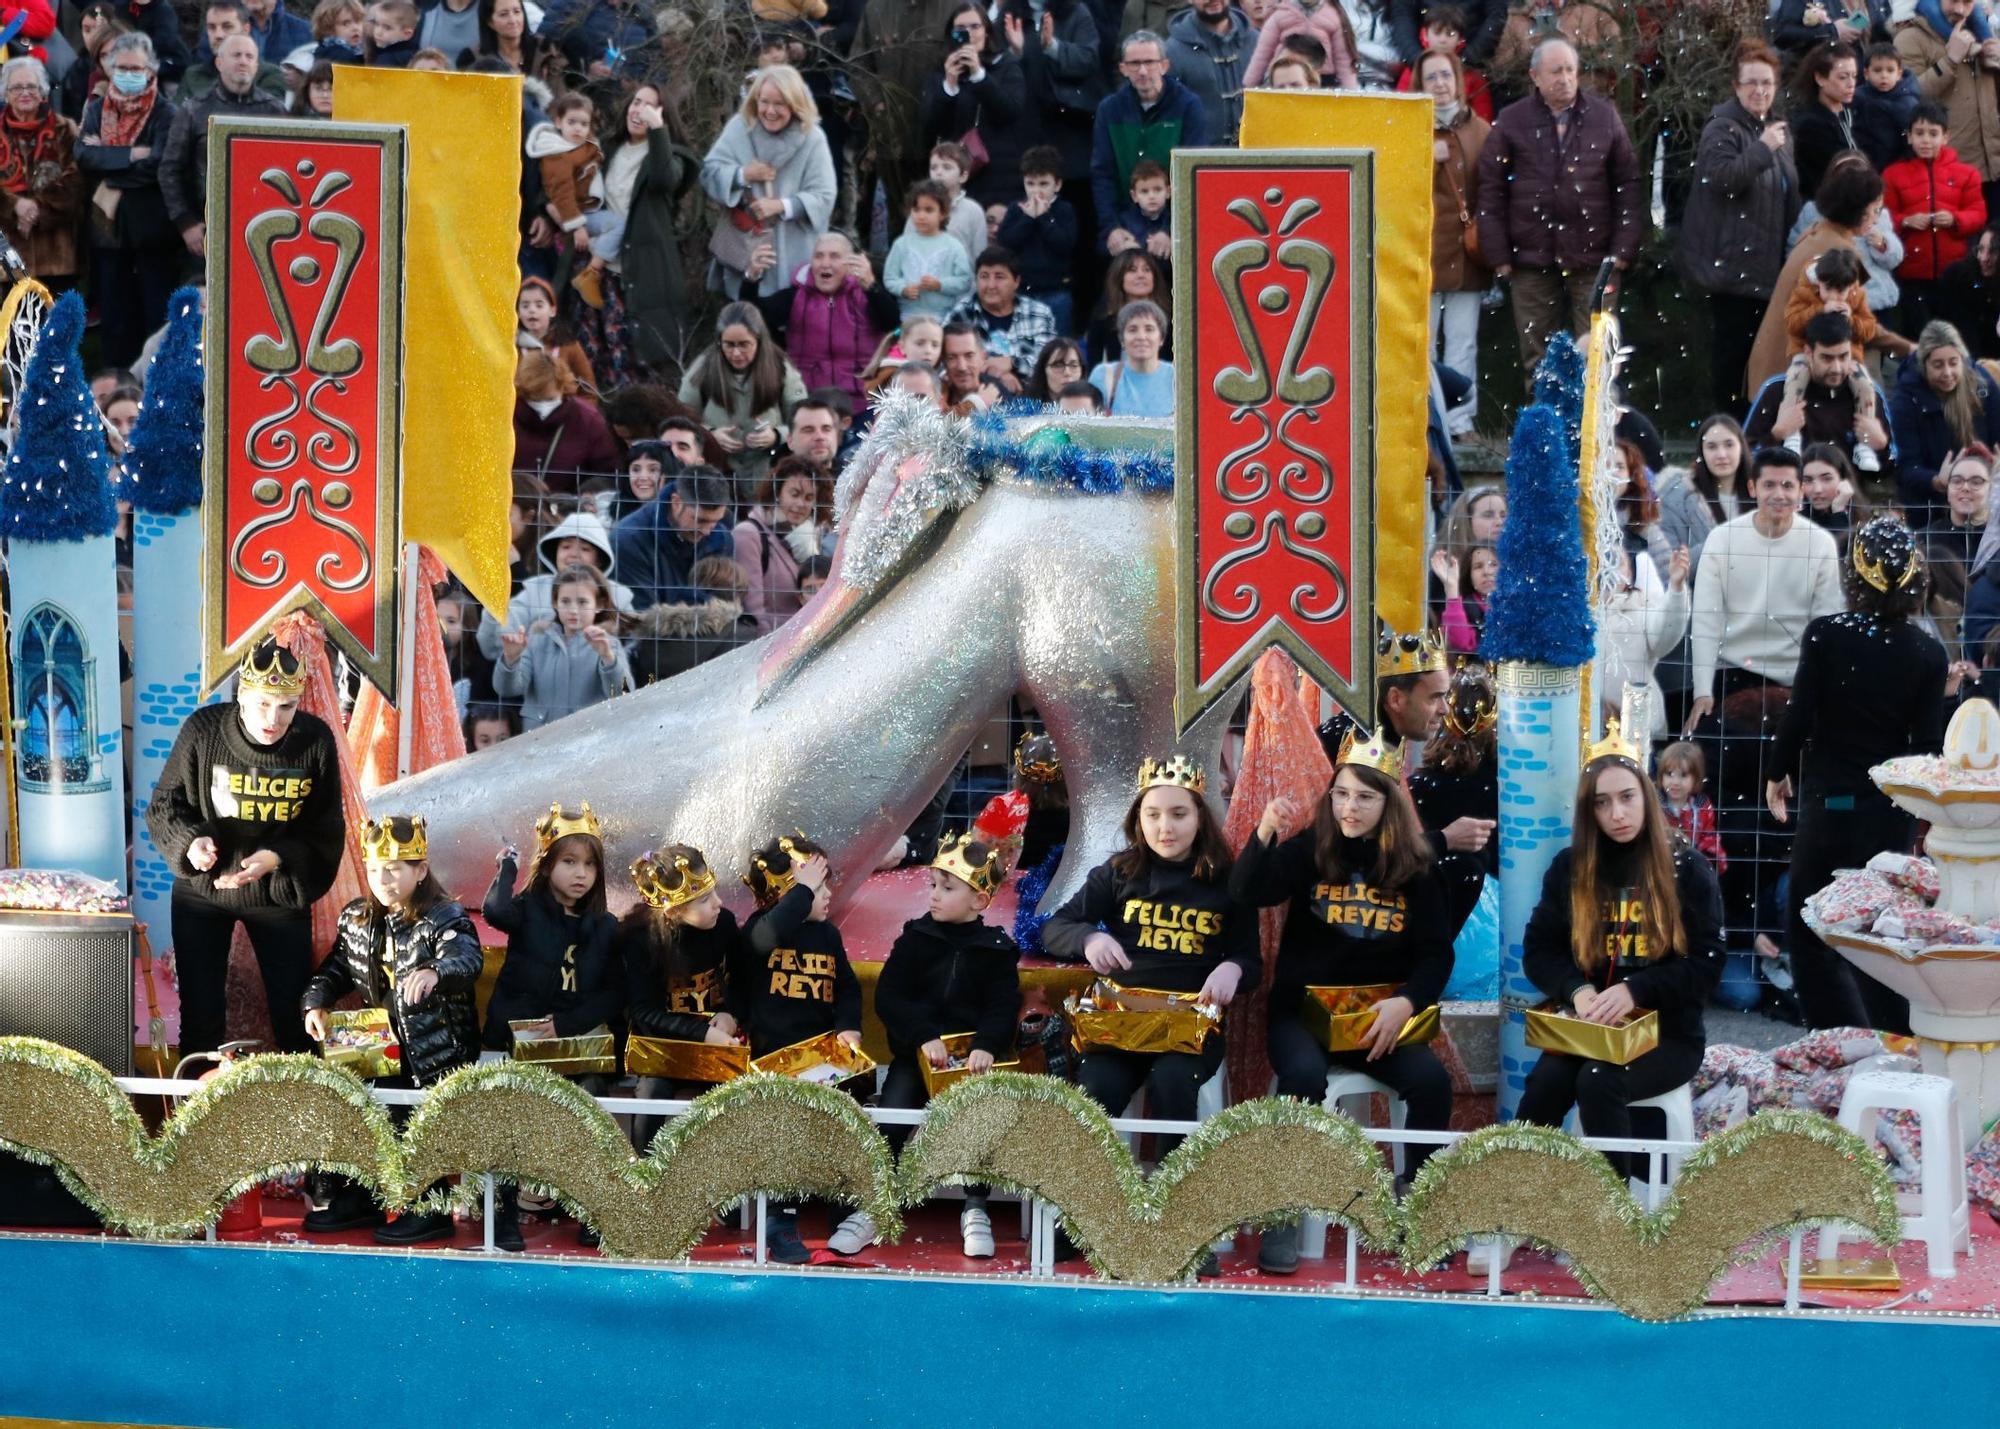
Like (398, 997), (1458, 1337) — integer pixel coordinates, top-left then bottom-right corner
(1517, 740), (1725, 1174)
(1233, 735), (1455, 1275)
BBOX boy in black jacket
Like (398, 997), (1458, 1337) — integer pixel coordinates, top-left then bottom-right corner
(740, 834), (866, 1261)
(875, 829), (1022, 1259)
(145, 638), (346, 1059)
(997, 145), (1081, 335)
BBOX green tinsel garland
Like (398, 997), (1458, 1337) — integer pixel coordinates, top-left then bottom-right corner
(1401, 1110), (1902, 1321)
(0, 1037), (398, 1238)
(900, 1075), (1399, 1282)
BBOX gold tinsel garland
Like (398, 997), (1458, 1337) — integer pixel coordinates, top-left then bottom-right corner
(1401, 1112), (1904, 1321)
(0, 1040), (1907, 1320)
(899, 1072), (1400, 1281)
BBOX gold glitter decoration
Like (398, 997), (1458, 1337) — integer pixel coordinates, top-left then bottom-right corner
(1401, 1111), (1903, 1322)
(402, 1065), (901, 1259)
(899, 1073), (1399, 1282)
(0, 1038), (400, 1237)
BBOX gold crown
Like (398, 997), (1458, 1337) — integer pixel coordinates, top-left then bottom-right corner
(238, 641), (307, 697)
(1335, 726), (1406, 779)
(1014, 731), (1062, 784)
(1137, 754), (1207, 795)
(632, 847), (716, 909)
(744, 832), (811, 901)
(1444, 676), (1498, 741)
(361, 816), (428, 863)
(535, 802), (603, 852)
(1585, 716), (1645, 769)
(932, 830), (1004, 898)
(1377, 627), (1446, 679)
(1852, 529), (1921, 594)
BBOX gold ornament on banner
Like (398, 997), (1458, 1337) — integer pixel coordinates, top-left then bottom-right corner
(898, 1072), (1401, 1282)
(1401, 1114), (1902, 1321)
(401, 1064), (900, 1259)
(0, 1039), (400, 1237)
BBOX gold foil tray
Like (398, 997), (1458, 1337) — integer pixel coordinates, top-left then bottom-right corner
(624, 1034), (751, 1084)
(918, 1030), (1022, 1095)
(508, 1021), (618, 1076)
(1525, 1003), (1660, 1065)
(1302, 984), (1441, 1052)
(319, 1007), (401, 1080)
(1799, 1258), (1903, 1292)
(752, 1031), (879, 1085)
(1067, 979), (1221, 1057)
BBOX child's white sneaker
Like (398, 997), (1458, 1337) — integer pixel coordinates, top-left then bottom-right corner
(828, 1210), (878, 1256)
(1853, 443), (1881, 474)
(960, 1201), (996, 1258)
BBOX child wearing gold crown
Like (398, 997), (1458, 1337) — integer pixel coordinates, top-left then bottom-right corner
(146, 637), (348, 1060)
(742, 832), (865, 1263)
(481, 804), (623, 1251)
(619, 844), (747, 1152)
(1043, 755), (1256, 1270)
(1232, 727), (1456, 1275)
(875, 795), (1027, 1259)
(301, 814), (484, 1244)
(1497, 724), (1726, 1273)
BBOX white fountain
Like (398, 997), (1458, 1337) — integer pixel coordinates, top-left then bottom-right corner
(1804, 699), (2000, 1150)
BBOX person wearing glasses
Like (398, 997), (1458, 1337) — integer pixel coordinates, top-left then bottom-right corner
(1088, 30), (1208, 253)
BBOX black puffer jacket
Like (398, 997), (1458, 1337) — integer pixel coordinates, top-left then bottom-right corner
(875, 915), (1022, 1060)
(304, 897), (485, 1086)
(1678, 98), (1801, 301)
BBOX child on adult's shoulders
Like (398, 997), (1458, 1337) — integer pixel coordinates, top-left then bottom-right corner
(1104, 160), (1172, 262)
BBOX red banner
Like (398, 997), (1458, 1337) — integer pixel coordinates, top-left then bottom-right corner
(203, 119), (405, 695)
(1173, 153), (1377, 733)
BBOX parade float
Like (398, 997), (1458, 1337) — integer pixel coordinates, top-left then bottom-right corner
(0, 81), (1983, 1429)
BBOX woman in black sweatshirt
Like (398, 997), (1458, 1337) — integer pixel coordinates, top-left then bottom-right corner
(1769, 516), (1946, 1033)
(1232, 740), (1454, 1274)
(1519, 737), (1726, 1179)
(618, 844), (748, 1150)
(1042, 757), (1257, 1158)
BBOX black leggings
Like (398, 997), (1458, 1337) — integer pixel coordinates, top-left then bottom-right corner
(171, 885), (314, 1057)
(1267, 1012), (1454, 1176)
(1077, 1034), (1227, 1161)
(1786, 787), (1915, 1034)
(1516, 1039), (1704, 1180)
(879, 1056), (988, 1199)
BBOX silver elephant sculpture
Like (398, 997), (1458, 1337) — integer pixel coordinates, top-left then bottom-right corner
(374, 398), (1230, 915)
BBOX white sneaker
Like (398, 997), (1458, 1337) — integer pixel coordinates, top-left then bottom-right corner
(1465, 1235), (1519, 1274)
(1782, 433), (1802, 455)
(1853, 443), (1881, 474)
(960, 1201), (995, 1258)
(827, 1210), (878, 1256)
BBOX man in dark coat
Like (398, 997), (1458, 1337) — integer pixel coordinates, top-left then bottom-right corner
(613, 467), (733, 611)
(158, 32), (285, 259)
(1475, 36), (1641, 380)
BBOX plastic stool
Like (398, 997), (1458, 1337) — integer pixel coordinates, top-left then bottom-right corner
(1817, 1070), (1971, 1278)
(1295, 1070), (1408, 1259)
(1565, 1081), (1696, 1210)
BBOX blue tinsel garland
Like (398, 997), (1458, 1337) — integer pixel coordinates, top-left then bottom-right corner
(117, 286), (204, 516)
(0, 292), (116, 542)
(1011, 843), (1066, 955)
(965, 411), (1173, 495)
(1482, 400), (1596, 668)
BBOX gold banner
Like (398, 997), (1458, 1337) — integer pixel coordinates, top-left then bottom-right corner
(1301, 984), (1440, 1053)
(508, 1021), (617, 1076)
(1525, 1003), (1660, 1065)
(1239, 92), (1431, 639)
(335, 69), (520, 616)
(625, 1033), (752, 1084)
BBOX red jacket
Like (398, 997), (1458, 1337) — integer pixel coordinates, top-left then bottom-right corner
(1882, 145), (1988, 282)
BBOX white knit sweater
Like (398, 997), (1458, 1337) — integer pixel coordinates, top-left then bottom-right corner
(1689, 513), (1845, 696)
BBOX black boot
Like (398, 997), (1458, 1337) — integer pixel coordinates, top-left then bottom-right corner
(1258, 1220), (1300, 1276)
(375, 1210), (456, 1246)
(301, 1180), (385, 1235)
(494, 1185), (524, 1253)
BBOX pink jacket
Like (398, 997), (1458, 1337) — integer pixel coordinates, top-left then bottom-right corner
(1245, 0), (1360, 88)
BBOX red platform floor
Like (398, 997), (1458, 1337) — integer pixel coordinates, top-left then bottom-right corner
(33, 1187), (1982, 1318)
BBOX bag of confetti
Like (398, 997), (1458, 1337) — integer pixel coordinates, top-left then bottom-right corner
(0, 867), (129, 915)
(1810, 871), (1902, 931)
(1865, 852), (1941, 903)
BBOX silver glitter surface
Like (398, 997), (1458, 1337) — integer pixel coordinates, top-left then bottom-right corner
(377, 409), (1229, 919)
